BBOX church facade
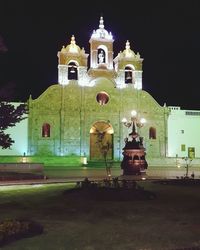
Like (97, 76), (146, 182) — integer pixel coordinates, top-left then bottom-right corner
(27, 17), (167, 161)
(1, 17), (200, 164)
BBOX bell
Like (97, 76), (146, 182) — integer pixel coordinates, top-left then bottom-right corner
(126, 71), (132, 80)
(70, 65), (76, 73)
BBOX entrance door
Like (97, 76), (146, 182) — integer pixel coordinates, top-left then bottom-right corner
(188, 147), (195, 159)
(90, 121), (113, 161)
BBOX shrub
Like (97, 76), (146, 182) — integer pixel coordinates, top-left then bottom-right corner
(0, 218), (43, 246)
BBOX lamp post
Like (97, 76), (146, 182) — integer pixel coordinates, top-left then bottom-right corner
(122, 110), (146, 146)
(121, 110), (148, 177)
(183, 157), (192, 178)
(22, 152), (27, 163)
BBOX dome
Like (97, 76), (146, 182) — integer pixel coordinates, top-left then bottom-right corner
(122, 40), (136, 58)
(91, 16), (113, 40)
(63, 35), (81, 53)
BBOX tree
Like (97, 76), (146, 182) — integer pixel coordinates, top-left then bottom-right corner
(0, 100), (27, 149)
(96, 130), (112, 178)
(0, 35), (8, 53)
(0, 35), (27, 149)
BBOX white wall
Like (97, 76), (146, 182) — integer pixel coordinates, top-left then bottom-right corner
(168, 107), (200, 158)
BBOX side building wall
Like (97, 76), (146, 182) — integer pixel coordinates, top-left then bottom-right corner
(168, 107), (200, 158)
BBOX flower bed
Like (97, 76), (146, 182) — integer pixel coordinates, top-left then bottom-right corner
(0, 219), (43, 247)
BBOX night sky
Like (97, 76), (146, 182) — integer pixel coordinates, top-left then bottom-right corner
(1, 1), (200, 110)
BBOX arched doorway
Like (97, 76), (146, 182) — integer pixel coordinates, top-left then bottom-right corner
(90, 121), (113, 161)
(68, 62), (78, 80)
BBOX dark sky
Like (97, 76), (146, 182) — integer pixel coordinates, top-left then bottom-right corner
(1, 1), (200, 110)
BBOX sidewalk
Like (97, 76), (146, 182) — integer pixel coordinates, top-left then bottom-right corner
(0, 175), (114, 186)
(1, 166), (199, 186)
(0, 177), (98, 186)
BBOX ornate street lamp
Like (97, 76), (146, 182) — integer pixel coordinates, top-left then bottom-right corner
(122, 110), (146, 147)
(122, 110), (146, 129)
(121, 110), (148, 177)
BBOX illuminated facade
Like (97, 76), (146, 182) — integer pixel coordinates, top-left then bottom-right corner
(27, 16), (167, 160)
(1, 17), (200, 164)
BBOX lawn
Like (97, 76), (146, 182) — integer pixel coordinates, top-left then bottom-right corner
(0, 180), (200, 250)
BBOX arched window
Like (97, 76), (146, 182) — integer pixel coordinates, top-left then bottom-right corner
(68, 62), (78, 80)
(125, 66), (133, 84)
(98, 49), (105, 64)
(133, 155), (139, 160)
(42, 123), (50, 138)
(96, 91), (109, 105)
(149, 127), (156, 139)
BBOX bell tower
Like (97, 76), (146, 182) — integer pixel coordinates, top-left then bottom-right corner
(114, 40), (143, 89)
(57, 35), (89, 85)
(88, 16), (116, 79)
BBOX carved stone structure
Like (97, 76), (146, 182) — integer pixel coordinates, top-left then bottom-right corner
(27, 17), (169, 161)
(121, 111), (148, 175)
(121, 135), (148, 175)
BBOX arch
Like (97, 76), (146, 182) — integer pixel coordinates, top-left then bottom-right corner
(90, 121), (114, 161)
(97, 45), (108, 64)
(68, 61), (78, 80)
(125, 64), (135, 84)
(42, 123), (50, 138)
(98, 49), (105, 64)
(149, 127), (156, 139)
(133, 155), (139, 160)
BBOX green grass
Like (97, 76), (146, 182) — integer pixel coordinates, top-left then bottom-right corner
(0, 181), (200, 249)
(0, 155), (122, 170)
(0, 155), (83, 167)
